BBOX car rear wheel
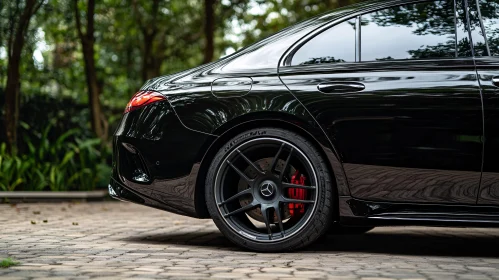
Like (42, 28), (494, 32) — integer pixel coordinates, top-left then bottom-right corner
(205, 128), (333, 252)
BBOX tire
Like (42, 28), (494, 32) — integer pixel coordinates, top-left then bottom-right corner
(205, 127), (334, 252)
(328, 225), (374, 235)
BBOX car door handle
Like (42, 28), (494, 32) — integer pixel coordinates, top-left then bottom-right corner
(317, 82), (365, 93)
(492, 76), (499, 87)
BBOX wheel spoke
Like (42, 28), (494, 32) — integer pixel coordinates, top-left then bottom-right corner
(273, 204), (285, 237)
(270, 143), (285, 173)
(282, 197), (315, 204)
(236, 149), (264, 175)
(282, 182), (316, 190)
(227, 160), (254, 186)
(279, 147), (294, 181)
(260, 205), (273, 240)
(218, 138), (318, 241)
(224, 201), (259, 218)
(218, 188), (252, 207)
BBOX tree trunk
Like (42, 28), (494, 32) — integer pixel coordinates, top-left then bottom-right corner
(326, 0), (335, 8)
(337, 0), (350, 8)
(125, 45), (135, 93)
(82, 40), (105, 140)
(134, 0), (162, 82)
(141, 32), (156, 81)
(74, 0), (106, 140)
(4, 60), (21, 154)
(4, 0), (40, 154)
(203, 0), (216, 64)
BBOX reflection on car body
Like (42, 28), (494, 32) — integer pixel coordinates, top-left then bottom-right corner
(110, 0), (499, 252)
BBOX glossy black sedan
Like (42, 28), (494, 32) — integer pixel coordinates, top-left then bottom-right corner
(110, 0), (499, 251)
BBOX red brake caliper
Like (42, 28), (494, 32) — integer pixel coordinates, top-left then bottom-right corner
(288, 170), (307, 217)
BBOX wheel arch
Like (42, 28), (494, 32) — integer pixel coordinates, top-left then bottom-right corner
(194, 111), (347, 220)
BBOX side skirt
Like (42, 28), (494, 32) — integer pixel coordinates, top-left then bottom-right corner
(338, 196), (499, 228)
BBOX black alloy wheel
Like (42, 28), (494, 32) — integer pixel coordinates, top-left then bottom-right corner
(206, 128), (333, 252)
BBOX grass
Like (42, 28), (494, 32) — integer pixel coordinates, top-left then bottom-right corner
(0, 258), (19, 268)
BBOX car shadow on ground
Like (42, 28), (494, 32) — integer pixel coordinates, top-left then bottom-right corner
(311, 231), (499, 257)
(122, 230), (238, 250)
(122, 228), (499, 257)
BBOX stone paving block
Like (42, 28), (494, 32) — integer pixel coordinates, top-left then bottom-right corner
(31, 277), (69, 280)
(2, 202), (499, 280)
(261, 267), (294, 273)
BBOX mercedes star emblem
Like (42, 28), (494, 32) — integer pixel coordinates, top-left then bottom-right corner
(260, 182), (275, 197)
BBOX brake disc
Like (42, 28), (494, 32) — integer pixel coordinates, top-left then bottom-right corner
(238, 158), (294, 223)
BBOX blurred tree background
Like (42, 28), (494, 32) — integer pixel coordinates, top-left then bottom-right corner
(0, 0), (362, 192)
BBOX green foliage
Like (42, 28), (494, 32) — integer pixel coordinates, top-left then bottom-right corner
(0, 258), (19, 268)
(0, 121), (111, 192)
(234, 0), (366, 47)
(0, 0), (368, 192)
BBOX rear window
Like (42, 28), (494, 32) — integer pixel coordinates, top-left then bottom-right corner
(292, 19), (357, 65)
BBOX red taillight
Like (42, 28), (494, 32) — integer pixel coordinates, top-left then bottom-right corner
(124, 91), (166, 114)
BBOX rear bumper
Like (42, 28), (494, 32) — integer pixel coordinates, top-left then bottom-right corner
(110, 100), (216, 217)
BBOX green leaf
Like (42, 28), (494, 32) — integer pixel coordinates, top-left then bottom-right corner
(56, 128), (79, 148)
(9, 178), (24, 191)
(61, 151), (75, 166)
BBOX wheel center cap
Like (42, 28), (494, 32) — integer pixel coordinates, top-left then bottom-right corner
(259, 180), (277, 197)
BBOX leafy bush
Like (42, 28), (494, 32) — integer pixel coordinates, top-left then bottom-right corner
(0, 120), (111, 192)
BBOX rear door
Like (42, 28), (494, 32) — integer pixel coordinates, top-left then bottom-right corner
(279, 0), (484, 204)
(468, 0), (499, 205)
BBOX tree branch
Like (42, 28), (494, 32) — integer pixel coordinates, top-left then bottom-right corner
(87, 0), (95, 40)
(203, 0), (216, 63)
(18, 0), (37, 39)
(31, 0), (44, 16)
(132, 0), (145, 31)
(151, 0), (160, 21)
(74, 0), (84, 40)
(6, 0), (21, 60)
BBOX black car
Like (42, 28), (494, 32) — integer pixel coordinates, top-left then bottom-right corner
(110, 0), (499, 252)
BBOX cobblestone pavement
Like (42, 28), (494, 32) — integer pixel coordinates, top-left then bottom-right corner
(1, 201), (499, 280)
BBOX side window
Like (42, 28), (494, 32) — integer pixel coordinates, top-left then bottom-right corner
(361, 0), (462, 61)
(468, 0), (499, 56)
(291, 19), (356, 66)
